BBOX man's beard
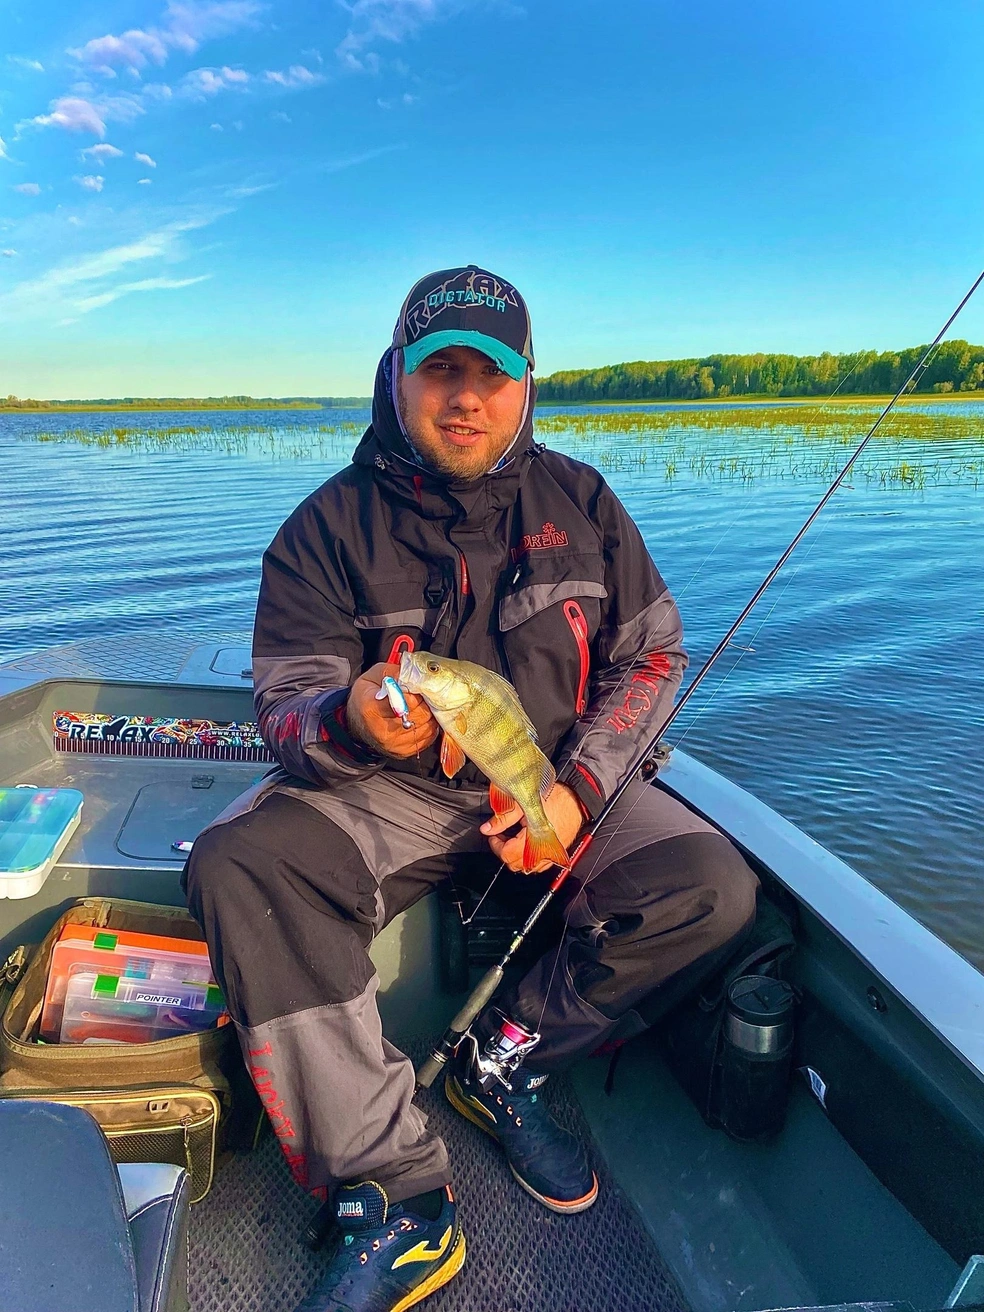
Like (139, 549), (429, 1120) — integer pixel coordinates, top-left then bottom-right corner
(396, 377), (518, 481)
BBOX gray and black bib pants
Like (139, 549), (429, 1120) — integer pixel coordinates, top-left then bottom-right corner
(183, 770), (758, 1205)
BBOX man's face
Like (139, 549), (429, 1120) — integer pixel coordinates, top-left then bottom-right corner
(396, 345), (528, 481)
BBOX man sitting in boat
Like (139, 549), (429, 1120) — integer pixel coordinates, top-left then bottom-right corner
(184, 266), (759, 1312)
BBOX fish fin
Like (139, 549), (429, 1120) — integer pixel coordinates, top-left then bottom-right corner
(453, 711), (469, 736)
(488, 783), (515, 817)
(538, 755), (557, 801)
(523, 825), (570, 873)
(440, 732), (467, 779)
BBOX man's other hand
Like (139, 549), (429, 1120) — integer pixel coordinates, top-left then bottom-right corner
(347, 662), (440, 759)
(481, 782), (586, 874)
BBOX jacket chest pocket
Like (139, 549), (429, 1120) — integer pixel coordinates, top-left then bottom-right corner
(352, 571), (453, 664)
(499, 578), (607, 720)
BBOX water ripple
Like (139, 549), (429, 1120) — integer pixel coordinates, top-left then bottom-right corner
(2, 405), (983, 970)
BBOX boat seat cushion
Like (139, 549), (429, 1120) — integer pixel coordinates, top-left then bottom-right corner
(0, 1100), (189, 1312)
(118, 1162), (191, 1312)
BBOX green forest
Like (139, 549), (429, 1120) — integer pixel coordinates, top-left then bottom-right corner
(0, 395), (323, 411)
(535, 340), (984, 402)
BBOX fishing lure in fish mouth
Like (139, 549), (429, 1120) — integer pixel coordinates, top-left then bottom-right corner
(375, 675), (413, 730)
(398, 649), (570, 873)
(413, 269), (984, 1093)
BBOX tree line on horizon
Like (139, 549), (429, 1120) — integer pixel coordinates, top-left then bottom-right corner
(534, 340), (984, 402)
(0, 394), (337, 410)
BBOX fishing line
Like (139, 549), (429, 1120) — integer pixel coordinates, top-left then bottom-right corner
(415, 266), (984, 1089)
(502, 342), (954, 1028)
(460, 349), (874, 926)
(531, 338), (958, 1015)
(671, 493), (839, 749)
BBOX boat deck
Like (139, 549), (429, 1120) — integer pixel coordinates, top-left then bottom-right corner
(192, 1051), (686, 1312)
(0, 634), (974, 1312)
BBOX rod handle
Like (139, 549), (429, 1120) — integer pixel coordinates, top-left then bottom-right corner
(447, 965), (503, 1033)
(415, 966), (505, 1089)
(416, 1049), (450, 1090)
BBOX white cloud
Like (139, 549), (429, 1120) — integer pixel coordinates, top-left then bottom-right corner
(81, 143), (125, 161)
(135, 151), (157, 167)
(272, 110), (291, 123)
(1, 249), (16, 258)
(0, 211), (223, 325)
(138, 178), (154, 185)
(0, 136), (8, 161)
(73, 274), (210, 313)
(30, 96), (106, 135)
(210, 122), (223, 131)
(336, 0), (465, 69)
(13, 182), (41, 196)
(180, 65), (250, 98)
(68, 1), (262, 73)
(264, 65), (325, 90)
(164, 1), (262, 51)
(377, 91), (417, 109)
(69, 29), (169, 73)
(8, 55), (45, 73)
(227, 181), (276, 197)
(75, 174), (106, 192)
(27, 94), (144, 138)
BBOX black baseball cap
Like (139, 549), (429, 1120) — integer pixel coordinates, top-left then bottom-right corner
(392, 265), (535, 381)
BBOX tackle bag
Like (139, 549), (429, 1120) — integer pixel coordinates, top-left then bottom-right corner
(653, 887), (798, 1133)
(0, 896), (262, 1202)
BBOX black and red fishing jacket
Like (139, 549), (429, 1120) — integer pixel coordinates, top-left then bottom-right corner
(252, 353), (687, 823)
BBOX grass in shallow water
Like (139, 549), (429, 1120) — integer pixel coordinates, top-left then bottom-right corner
(24, 402), (984, 488)
(31, 419), (364, 459)
(538, 403), (984, 489)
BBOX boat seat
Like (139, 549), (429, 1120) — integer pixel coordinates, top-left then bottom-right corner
(0, 1100), (190, 1312)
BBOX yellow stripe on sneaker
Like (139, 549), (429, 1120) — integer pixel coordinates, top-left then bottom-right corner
(391, 1225), (452, 1270)
(445, 1076), (498, 1134)
(391, 1232), (466, 1312)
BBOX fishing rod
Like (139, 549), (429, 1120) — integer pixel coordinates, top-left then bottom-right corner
(414, 267), (984, 1090)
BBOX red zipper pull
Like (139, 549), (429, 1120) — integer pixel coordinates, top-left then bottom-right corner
(387, 634), (415, 665)
(563, 600), (590, 715)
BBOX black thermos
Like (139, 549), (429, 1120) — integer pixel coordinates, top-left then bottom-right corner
(718, 974), (796, 1142)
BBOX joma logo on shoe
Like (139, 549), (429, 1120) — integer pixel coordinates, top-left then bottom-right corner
(338, 1201), (365, 1217)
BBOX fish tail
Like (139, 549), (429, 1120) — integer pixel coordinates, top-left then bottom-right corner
(522, 823), (570, 873)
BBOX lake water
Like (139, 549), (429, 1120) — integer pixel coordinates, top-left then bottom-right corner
(3, 402), (983, 971)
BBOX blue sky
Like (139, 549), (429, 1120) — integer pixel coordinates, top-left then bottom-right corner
(3, 0), (984, 398)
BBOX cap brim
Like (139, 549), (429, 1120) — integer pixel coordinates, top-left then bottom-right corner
(402, 330), (529, 382)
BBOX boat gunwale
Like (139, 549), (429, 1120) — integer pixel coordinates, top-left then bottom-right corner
(658, 749), (984, 1085)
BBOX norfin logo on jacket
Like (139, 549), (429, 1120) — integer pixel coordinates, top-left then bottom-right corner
(511, 522), (569, 562)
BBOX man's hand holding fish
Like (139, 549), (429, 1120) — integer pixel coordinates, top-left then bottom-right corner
(346, 661), (439, 759)
(185, 264), (759, 1312)
(481, 783), (585, 873)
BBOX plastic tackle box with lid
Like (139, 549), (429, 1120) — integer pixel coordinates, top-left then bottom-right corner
(0, 787), (84, 900)
(59, 968), (227, 1045)
(40, 924), (218, 1042)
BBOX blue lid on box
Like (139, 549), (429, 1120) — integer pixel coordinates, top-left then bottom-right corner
(0, 788), (84, 874)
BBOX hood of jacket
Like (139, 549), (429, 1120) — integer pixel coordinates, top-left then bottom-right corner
(351, 348), (539, 522)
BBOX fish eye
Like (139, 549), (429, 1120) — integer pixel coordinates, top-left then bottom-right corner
(426, 660), (440, 673)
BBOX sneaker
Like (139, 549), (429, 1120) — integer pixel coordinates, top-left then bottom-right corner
(299, 1180), (465, 1312)
(446, 1044), (599, 1214)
